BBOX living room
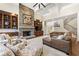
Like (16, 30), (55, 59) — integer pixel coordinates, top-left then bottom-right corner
(0, 3), (79, 56)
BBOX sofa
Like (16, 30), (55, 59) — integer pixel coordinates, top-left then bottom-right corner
(43, 32), (72, 55)
(0, 34), (43, 56)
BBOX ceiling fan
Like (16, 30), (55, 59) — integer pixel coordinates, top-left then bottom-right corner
(33, 3), (46, 9)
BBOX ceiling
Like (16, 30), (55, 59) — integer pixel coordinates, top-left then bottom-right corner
(22, 3), (70, 16)
(0, 3), (19, 14)
(0, 3), (70, 15)
(22, 3), (70, 11)
(22, 3), (49, 11)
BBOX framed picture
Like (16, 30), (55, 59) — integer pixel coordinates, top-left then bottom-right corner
(22, 14), (32, 25)
(54, 21), (60, 27)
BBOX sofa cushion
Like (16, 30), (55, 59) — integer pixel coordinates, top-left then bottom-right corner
(57, 35), (64, 40)
(0, 44), (15, 56)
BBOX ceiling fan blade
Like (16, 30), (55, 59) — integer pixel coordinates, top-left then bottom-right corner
(33, 3), (38, 7)
(39, 4), (40, 9)
(41, 3), (46, 7)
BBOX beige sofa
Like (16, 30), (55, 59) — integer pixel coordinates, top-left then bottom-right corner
(0, 35), (43, 56)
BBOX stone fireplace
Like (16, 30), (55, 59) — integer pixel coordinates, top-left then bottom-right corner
(19, 28), (35, 37)
(23, 31), (31, 36)
(19, 4), (35, 38)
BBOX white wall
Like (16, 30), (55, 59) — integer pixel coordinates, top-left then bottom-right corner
(36, 6), (60, 35)
(60, 4), (79, 16)
(34, 13), (45, 21)
(46, 21), (54, 34)
(60, 4), (79, 40)
(44, 4), (79, 39)
(43, 6), (59, 21)
(54, 19), (68, 32)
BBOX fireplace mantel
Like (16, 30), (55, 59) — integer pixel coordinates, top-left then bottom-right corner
(19, 28), (35, 37)
(19, 26), (34, 29)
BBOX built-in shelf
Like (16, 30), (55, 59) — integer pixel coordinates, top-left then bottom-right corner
(0, 10), (18, 29)
(34, 20), (43, 36)
(19, 26), (35, 29)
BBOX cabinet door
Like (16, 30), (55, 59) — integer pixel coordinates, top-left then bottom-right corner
(12, 16), (18, 29)
(4, 14), (11, 29)
(0, 14), (2, 28)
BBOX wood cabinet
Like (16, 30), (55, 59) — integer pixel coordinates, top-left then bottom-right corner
(34, 20), (42, 31)
(34, 20), (43, 36)
(12, 16), (18, 29)
(0, 14), (2, 28)
(34, 31), (43, 37)
(4, 14), (11, 28)
(0, 10), (18, 29)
